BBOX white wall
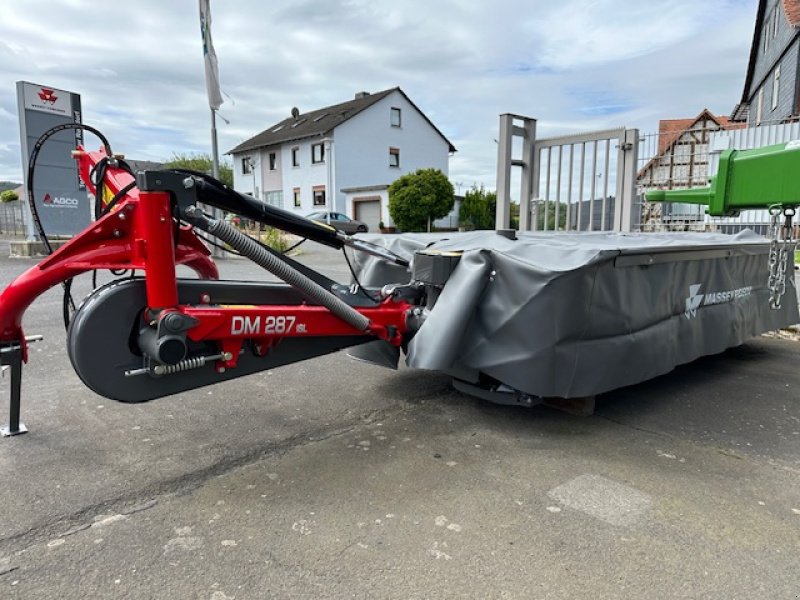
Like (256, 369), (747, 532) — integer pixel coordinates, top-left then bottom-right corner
(261, 145), (283, 200)
(280, 138), (328, 214)
(231, 151), (262, 198)
(233, 89), (451, 222)
(333, 90), (450, 220)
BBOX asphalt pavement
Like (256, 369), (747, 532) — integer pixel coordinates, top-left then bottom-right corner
(0, 240), (798, 599)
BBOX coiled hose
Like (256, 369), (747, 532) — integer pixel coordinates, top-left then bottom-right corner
(186, 207), (371, 332)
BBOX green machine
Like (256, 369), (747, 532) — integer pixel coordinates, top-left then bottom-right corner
(645, 140), (800, 309)
(646, 141), (800, 216)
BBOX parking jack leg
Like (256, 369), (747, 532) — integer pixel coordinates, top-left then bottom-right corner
(1, 345), (27, 437)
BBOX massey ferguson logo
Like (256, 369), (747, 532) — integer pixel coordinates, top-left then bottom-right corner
(37, 88), (58, 104)
(42, 193), (79, 208)
(684, 283), (753, 319)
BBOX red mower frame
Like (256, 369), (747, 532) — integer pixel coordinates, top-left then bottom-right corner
(0, 146), (415, 435)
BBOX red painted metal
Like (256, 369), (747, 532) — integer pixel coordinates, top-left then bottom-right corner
(183, 300), (410, 344)
(136, 190), (178, 310)
(0, 147), (217, 349)
(0, 144), (413, 380)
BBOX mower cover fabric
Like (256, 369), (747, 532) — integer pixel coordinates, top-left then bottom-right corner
(352, 230), (799, 398)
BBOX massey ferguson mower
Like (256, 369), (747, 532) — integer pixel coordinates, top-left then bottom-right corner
(0, 126), (798, 435)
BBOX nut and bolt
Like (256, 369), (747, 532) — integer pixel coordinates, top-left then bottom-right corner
(200, 293), (211, 304)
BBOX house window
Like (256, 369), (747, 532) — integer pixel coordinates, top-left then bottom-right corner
(756, 87), (764, 124)
(242, 157), (252, 174)
(391, 107), (401, 127)
(312, 143), (325, 164)
(389, 147), (400, 168)
(264, 190), (283, 208)
(772, 65), (781, 110)
(313, 185), (326, 206)
(292, 147), (299, 167)
(268, 152), (277, 171)
(293, 187), (301, 207)
(774, 8), (779, 38)
(764, 12), (771, 53)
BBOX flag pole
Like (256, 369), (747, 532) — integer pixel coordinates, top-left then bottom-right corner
(200, 0), (224, 256)
(211, 108), (219, 179)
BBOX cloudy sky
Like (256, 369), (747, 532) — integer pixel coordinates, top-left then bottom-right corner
(0, 0), (758, 188)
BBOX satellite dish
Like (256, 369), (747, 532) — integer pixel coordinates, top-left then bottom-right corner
(291, 107), (300, 119)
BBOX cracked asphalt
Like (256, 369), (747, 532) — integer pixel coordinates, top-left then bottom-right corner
(0, 240), (798, 599)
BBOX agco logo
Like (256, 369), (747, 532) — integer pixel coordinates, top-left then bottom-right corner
(37, 88), (58, 105)
(43, 193), (79, 208)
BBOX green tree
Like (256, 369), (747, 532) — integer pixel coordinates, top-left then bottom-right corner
(458, 185), (496, 230)
(388, 168), (454, 232)
(165, 153), (233, 188)
(534, 200), (568, 230)
(0, 190), (19, 203)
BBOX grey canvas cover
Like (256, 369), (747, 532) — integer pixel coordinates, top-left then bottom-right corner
(352, 230), (799, 398)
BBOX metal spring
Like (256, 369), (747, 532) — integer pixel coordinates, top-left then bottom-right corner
(152, 354), (222, 376)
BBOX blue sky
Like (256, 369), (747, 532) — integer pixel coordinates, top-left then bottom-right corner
(0, 0), (759, 189)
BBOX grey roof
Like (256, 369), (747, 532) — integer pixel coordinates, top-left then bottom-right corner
(228, 87), (456, 154)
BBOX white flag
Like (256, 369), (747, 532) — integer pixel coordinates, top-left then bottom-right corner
(199, 0), (223, 110)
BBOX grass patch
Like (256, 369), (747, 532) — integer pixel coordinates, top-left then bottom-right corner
(231, 225), (290, 253)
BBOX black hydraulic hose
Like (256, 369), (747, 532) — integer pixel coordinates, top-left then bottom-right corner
(26, 123), (114, 255)
(27, 123), (116, 328)
(169, 169), (409, 267)
(185, 207), (371, 332)
(171, 170), (344, 249)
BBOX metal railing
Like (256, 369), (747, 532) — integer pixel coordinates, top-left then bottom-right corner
(0, 202), (26, 238)
(495, 114), (638, 233)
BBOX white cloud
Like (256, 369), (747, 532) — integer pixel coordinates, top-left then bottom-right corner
(0, 0), (759, 190)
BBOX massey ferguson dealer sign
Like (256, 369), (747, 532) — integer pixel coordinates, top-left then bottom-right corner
(16, 81), (88, 237)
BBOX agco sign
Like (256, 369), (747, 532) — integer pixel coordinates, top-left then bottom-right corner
(43, 193), (79, 208)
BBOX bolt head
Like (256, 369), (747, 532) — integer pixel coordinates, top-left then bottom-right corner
(200, 294), (211, 304)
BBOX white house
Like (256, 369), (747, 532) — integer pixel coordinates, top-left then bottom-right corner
(228, 87), (455, 231)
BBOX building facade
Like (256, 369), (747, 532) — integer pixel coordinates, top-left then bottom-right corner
(229, 88), (455, 231)
(638, 110), (745, 231)
(734, 0), (800, 125)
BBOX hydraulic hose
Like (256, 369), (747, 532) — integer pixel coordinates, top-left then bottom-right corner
(185, 207), (371, 332)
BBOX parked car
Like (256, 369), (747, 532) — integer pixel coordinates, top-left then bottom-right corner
(306, 211), (369, 234)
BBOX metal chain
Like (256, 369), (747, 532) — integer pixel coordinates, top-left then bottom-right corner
(767, 205), (796, 310)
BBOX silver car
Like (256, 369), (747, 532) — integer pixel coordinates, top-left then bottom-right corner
(306, 211), (369, 234)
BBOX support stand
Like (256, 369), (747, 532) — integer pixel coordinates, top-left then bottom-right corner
(0, 335), (42, 437)
(0, 344), (27, 436)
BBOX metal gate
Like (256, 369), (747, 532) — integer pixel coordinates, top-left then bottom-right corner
(495, 114), (639, 232)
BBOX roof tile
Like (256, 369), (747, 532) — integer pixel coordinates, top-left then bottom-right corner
(784, 0), (800, 26)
